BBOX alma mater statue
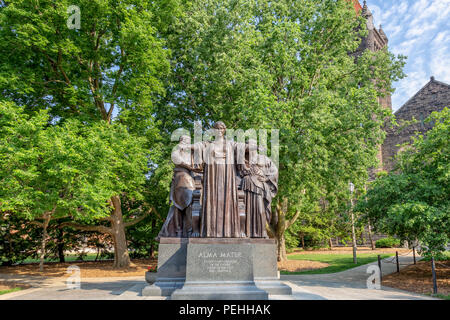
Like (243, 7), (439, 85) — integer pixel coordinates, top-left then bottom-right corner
(157, 121), (278, 239)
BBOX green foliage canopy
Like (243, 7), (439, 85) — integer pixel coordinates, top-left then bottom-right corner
(357, 108), (450, 257)
(0, 101), (148, 223)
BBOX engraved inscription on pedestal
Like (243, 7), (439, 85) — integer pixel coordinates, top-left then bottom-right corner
(186, 244), (253, 282)
(200, 251), (242, 274)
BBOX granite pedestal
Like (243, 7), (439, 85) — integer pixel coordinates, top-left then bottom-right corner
(142, 237), (292, 300)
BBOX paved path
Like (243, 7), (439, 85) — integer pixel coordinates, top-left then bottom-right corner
(0, 254), (437, 300)
(274, 255), (436, 300)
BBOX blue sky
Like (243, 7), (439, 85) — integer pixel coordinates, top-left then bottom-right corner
(365, 0), (450, 112)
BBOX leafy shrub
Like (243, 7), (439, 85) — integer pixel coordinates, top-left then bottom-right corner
(0, 215), (40, 265)
(421, 251), (450, 261)
(375, 237), (401, 248)
(285, 231), (300, 250)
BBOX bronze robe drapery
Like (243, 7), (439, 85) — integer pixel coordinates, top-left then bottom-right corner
(157, 145), (196, 239)
(241, 155), (278, 238)
(195, 139), (242, 238)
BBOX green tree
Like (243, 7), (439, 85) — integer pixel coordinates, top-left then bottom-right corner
(156, 0), (405, 260)
(0, 102), (148, 269)
(357, 108), (450, 257)
(0, 0), (178, 267)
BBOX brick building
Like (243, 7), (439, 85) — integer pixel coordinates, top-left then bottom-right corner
(382, 77), (450, 171)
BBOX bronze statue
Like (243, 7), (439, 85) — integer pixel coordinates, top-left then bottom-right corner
(157, 122), (278, 239)
(157, 135), (200, 238)
(239, 139), (278, 238)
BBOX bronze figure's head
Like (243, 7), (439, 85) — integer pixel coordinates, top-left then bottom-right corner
(213, 121), (226, 138)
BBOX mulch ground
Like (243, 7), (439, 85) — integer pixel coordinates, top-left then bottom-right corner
(0, 259), (158, 278)
(277, 260), (329, 272)
(382, 260), (450, 296)
(0, 281), (31, 291)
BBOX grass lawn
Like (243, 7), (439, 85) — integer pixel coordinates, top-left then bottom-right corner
(0, 287), (22, 295)
(281, 253), (394, 275)
(429, 293), (450, 300)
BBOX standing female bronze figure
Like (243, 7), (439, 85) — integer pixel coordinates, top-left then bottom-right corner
(240, 139), (278, 238)
(195, 121), (241, 237)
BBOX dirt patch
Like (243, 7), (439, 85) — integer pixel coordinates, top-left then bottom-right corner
(0, 259), (157, 278)
(287, 247), (411, 256)
(382, 260), (450, 296)
(277, 260), (329, 273)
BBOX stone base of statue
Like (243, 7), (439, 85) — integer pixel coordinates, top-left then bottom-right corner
(142, 237), (292, 300)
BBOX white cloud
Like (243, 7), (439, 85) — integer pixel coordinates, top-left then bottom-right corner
(430, 31), (450, 83)
(406, 0), (450, 38)
(405, 23), (437, 38)
(385, 25), (403, 39)
(393, 68), (428, 112)
(392, 37), (420, 56)
(367, 0), (450, 111)
(397, 1), (409, 15)
(410, 0), (431, 15)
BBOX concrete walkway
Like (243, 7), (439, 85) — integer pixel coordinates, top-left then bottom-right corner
(0, 254), (437, 300)
(274, 254), (436, 300)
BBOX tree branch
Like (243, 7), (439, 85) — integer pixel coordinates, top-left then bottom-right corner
(150, 206), (162, 220)
(124, 207), (154, 228)
(88, 76), (108, 120)
(57, 48), (71, 86)
(29, 221), (44, 227)
(286, 210), (300, 229)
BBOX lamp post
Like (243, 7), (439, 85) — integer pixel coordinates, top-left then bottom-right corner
(349, 182), (357, 264)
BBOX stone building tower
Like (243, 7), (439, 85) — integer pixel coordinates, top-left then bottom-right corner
(355, 1), (392, 178)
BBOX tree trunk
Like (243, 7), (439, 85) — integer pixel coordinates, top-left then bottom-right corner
(328, 238), (333, 250)
(350, 199), (357, 264)
(110, 195), (131, 268)
(367, 220), (375, 250)
(150, 219), (156, 259)
(59, 196), (151, 269)
(276, 234), (287, 261)
(57, 227), (65, 263)
(273, 200), (287, 262)
(95, 247), (100, 262)
(300, 233), (305, 249)
(39, 213), (51, 272)
(268, 197), (300, 262)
